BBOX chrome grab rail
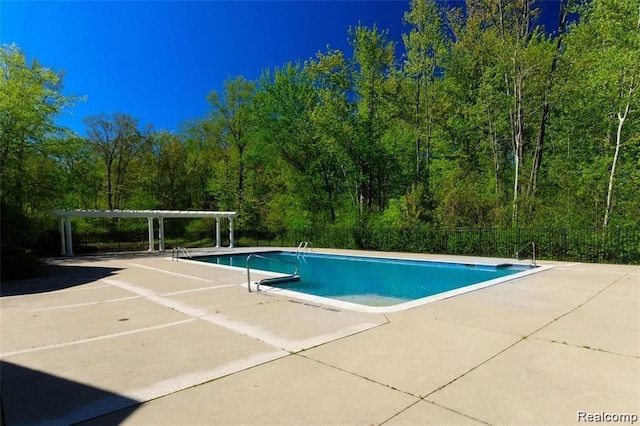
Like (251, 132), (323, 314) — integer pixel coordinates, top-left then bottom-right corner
(516, 241), (536, 266)
(296, 241), (312, 256)
(246, 253), (299, 292)
(172, 246), (192, 261)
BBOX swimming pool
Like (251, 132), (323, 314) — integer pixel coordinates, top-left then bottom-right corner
(193, 251), (545, 313)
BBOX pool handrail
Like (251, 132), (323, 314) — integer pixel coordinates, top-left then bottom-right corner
(296, 241), (312, 257)
(172, 246), (192, 261)
(516, 241), (536, 266)
(246, 253), (299, 292)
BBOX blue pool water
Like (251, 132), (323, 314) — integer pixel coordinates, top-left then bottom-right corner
(195, 251), (532, 307)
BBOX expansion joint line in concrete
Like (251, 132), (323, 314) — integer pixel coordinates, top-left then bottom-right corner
(285, 316), (399, 393)
(0, 319), (196, 357)
(527, 266), (640, 359)
(101, 279), (382, 353)
(127, 262), (215, 283)
(296, 351), (491, 426)
(29, 295), (143, 311)
(422, 267), (640, 401)
(532, 339), (639, 359)
(287, 314), (391, 356)
(297, 350), (416, 397)
(379, 398), (492, 426)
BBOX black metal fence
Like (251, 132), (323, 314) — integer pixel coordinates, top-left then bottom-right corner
(42, 225), (640, 264)
(236, 226), (640, 264)
(68, 230), (222, 255)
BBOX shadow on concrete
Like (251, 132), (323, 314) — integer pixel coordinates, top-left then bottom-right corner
(75, 404), (142, 425)
(0, 360), (139, 425)
(0, 264), (122, 297)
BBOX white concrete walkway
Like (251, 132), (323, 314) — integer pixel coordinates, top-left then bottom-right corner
(1, 249), (638, 425)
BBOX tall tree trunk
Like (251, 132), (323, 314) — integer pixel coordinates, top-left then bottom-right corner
(604, 101), (630, 227)
(415, 78), (422, 184)
(507, 0), (531, 225)
(484, 92), (500, 195)
(319, 159), (336, 223)
(237, 146), (244, 206)
(509, 67), (525, 225)
(528, 0), (568, 199)
(106, 165), (113, 210)
(426, 115), (432, 185)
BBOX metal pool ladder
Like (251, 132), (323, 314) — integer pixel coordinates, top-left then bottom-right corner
(296, 241), (312, 257)
(516, 241), (536, 266)
(246, 253), (300, 292)
(172, 246), (192, 261)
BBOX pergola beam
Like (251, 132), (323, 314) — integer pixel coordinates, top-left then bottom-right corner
(52, 209), (237, 219)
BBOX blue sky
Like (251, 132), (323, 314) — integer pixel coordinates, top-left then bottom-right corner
(2, 0), (414, 135)
(2, 1), (561, 136)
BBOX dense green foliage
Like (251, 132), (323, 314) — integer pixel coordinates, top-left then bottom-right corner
(1, 0), (638, 268)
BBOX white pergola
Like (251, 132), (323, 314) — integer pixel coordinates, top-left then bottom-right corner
(52, 209), (237, 256)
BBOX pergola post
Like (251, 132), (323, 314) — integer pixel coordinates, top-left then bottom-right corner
(59, 217), (66, 256)
(147, 217), (154, 251)
(215, 218), (221, 248)
(158, 217), (165, 251)
(64, 216), (73, 256)
(229, 217), (234, 248)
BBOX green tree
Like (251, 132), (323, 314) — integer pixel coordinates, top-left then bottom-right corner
(52, 136), (102, 209)
(207, 77), (256, 208)
(350, 24), (398, 213)
(154, 131), (190, 209)
(254, 62), (341, 223)
(0, 44), (79, 250)
(565, 0), (639, 227)
(526, 0), (570, 199)
(440, 0), (558, 225)
(84, 112), (153, 210)
(402, 0), (448, 187)
(306, 48), (357, 218)
(180, 118), (222, 209)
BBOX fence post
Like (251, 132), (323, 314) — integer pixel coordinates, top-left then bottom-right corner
(444, 228), (449, 254)
(616, 226), (621, 263)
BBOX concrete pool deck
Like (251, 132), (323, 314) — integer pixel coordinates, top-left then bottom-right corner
(1, 248), (638, 425)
